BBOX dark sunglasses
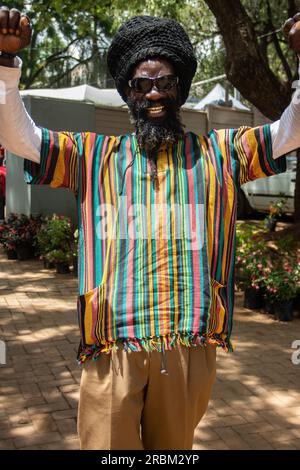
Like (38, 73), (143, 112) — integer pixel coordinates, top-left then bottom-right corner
(128, 74), (179, 94)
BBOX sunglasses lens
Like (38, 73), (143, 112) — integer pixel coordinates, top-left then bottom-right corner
(156, 75), (177, 91)
(129, 75), (178, 93)
(132, 78), (152, 93)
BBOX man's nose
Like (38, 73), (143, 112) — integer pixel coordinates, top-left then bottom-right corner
(145, 87), (164, 100)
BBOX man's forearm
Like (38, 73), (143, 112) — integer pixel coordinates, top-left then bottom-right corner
(0, 57), (41, 163)
(271, 62), (300, 159)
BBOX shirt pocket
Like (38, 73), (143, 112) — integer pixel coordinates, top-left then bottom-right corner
(209, 279), (227, 335)
(77, 283), (107, 347)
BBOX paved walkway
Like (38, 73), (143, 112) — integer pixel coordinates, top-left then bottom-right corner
(0, 249), (300, 450)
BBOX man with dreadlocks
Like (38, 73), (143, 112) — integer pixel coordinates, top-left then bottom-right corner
(1, 6), (300, 450)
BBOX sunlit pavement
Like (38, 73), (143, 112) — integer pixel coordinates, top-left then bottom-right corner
(0, 249), (300, 450)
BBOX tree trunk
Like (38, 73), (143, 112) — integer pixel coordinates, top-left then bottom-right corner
(204, 0), (291, 120)
(204, 0), (300, 223)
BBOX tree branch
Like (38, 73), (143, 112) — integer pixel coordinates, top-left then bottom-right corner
(25, 37), (84, 88)
(204, 0), (291, 119)
(47, 55), (94, 88)
(266, 0), (293, 82)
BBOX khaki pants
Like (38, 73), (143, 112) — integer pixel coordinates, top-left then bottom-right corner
(78, 344), (216, 450)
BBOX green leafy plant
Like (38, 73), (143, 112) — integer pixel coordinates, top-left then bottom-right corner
(45, 249), (73, 264)
(45, 214), (73, 250)
(262, 261), (300, 302)
(35, 214), (73, 259)
(265, 196), (287, 222)
(235, 221), (268, 290)
(236, 219), (300, 304)
(35, 218), (52, 257)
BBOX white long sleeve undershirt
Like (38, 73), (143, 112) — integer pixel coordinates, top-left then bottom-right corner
(0, 58), (41, 163)
(270, 76), (300, 158)
(0, 58), (299, 163)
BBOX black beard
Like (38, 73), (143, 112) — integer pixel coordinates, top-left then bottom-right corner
(127, 96), (185, 160)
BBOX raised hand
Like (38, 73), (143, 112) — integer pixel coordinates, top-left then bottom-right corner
(0, 6), (31, 55)
(283, 13), (300, 54)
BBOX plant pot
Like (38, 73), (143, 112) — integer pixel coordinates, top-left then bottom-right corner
(294, 295), (300, 313)
(243, 287), (264, 310)
(265, 218), (277, 232)
(56, 262), (70, 274)
(6, 248), (18, 260)
(16, 243), (34, 261)
(264, 298), (275, 315)
(43, 258), (55, 269)
(274, 299), (294, 322)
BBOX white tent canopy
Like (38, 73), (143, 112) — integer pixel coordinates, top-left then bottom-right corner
(21, 84), (127, 108)
(194, 83), (250, 111)
(20, 82), (250, 111)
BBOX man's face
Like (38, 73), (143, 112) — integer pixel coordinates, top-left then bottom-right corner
(126, 57), (184, 154)
(128, 58), (178, 121)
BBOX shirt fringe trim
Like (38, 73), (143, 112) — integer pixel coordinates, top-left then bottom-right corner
(77, 333), (234, 365)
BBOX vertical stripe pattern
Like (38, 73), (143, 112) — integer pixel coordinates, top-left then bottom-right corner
(24, 124), (286, 362)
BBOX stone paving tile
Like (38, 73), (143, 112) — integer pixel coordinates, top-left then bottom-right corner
(1, 250), (300, 450)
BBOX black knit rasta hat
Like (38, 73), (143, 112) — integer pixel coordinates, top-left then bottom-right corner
(107, 15), (197, 105)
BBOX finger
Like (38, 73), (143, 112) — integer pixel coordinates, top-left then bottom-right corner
(9, 8), (20, 34)
(19, 15), (31, 42)
(20, 15), (30, 29)
(294, 12), (300, 22)
(288, 22), (300, 53)
(283, 18), (295, 38)
(0, 6), (9, 34)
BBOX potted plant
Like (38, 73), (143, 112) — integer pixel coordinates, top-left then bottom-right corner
(264, 197), (287, 232)
(0, 214), (18, 258)
(13, 214), (42, 260)
(0, 225), (17, 259)
(35, 217), (55, 268)
(235, 221), (267, 309)
(45, 249), (72, 274)
(0, 213), (41, 260)
(262, 262), (300, 321)
(237, 261), (266, 309)
(39, 214), (74, 274)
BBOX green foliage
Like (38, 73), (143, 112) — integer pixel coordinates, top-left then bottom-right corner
(43, 214), (73, 249)
(235, 220), (300, 301)
(35, 213), (74, 262)
(242, 0), (296, 81)
(235, 221), (268, 290)
(263, 261), (300, 301)
(3, 0), (222, 93)
(265, 196), (288, 221)
(5, 0), (298, 104)
(35, 220), (53, 256)
(6, 0), (115, 88)
(45, 248), (73, 264)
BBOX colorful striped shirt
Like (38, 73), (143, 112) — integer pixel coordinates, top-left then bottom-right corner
(24, 125), (286, 363)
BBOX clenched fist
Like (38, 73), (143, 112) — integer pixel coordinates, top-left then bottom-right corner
(283, 13), (300, 54)
(0, 6), (31, 55)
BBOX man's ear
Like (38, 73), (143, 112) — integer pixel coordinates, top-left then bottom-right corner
(124, 85), (132, 99)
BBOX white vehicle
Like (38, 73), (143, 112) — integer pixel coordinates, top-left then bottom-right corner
(238, 154), (296, 217)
